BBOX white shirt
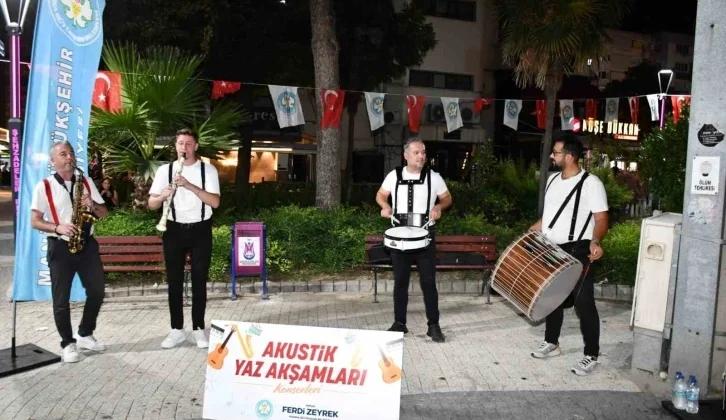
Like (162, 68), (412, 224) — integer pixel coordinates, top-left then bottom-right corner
(380, 167), (448, 214)
(149, 159), (220, 223)
(542, 170), (608, 244)
(31, 174), (105, 240)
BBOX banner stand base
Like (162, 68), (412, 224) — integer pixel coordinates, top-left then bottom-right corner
(0, 343), (61, 378)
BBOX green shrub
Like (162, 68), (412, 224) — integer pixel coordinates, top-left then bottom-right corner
(596, 220), (641, 286)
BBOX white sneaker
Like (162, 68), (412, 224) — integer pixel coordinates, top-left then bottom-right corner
(63, 343), (80, 363)
(75, 334), (106, 351)
(571, 355), (599, 376)
(192, 329), (209, 349)
(161, 329), (187, 349)
(531, 341), (562, 359)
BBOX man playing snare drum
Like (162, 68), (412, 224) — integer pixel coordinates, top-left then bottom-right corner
(376, 137), (452, 343)
(528, 133), (609, 376)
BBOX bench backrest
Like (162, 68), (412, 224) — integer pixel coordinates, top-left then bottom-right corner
(365, 234), (497, 262)
(96, 236), (165, 267)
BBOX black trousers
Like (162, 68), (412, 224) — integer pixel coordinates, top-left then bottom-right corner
(389, 239), (440, 326)
(47, 237), (105, 349)
(162, 219), (213, 330)
(544, 240), (600, 357)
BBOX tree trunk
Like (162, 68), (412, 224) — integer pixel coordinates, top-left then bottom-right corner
(344, 93), (360, 202)
(537, 71), (562, 217)
(132, 178), (152, 211)
(310, 0), (341, 210)
(235, 85), (253, 205)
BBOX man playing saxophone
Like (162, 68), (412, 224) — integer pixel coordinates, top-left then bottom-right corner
(148, 129), (220, 350)
(29, 141), (108, 363)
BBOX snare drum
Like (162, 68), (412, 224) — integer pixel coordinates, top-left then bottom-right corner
(490, 230), (583, 321)
(384, 226), (431, 252)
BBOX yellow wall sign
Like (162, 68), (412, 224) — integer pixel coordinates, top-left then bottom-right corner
(582, 119), (639, 140)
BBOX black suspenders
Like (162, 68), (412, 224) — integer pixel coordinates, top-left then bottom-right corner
(392, 167), (432, 219)
(168, 161), (206, 222)
(546, 171), (593, 242)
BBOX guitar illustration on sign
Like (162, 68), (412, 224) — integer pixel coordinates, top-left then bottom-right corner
(207, 326), (236, 370)
(377, 345), (402, 384)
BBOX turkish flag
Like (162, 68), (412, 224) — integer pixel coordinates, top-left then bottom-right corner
(407, 95), (426, 133)
(320, 88), (345, 129)
(211, 80), (242, 100)
(92, 71), (122, 112)
(628, 96), (639, 124)
(474, 98), (492, 113)
(536, 100), (547, 129)
(671, 95), (691, 123)
(585, 99), (597, 120)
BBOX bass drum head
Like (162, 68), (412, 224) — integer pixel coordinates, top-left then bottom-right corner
(529, 261), (583, 321)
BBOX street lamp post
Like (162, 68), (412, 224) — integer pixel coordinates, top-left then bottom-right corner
(657, 69), (673, 129)
(0, 0), (61, 378)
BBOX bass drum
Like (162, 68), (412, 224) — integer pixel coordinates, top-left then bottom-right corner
(490, 230), (583, 321)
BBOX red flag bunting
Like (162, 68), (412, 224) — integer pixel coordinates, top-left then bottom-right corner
(212, 81), (242, 100)
(320, 88), (346, 129)
(628, 97), (639, 124)
(473, 98), (492, 113)
(671, 95), (690, 123)
(585, 99), (597, 120)
(406, 95), (426, 133)
(92, 71), (123, 112)
(536, 100), (547, 129)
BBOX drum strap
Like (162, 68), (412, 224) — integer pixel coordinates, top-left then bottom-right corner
(393, 166), (431, 216)
(547, 171), (592, 241)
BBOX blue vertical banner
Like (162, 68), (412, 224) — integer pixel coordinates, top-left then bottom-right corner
(12, 0), (106, 301)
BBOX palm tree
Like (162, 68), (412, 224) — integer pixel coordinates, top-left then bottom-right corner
(89, 42), (248, 209)
(494, 0), (630, 216)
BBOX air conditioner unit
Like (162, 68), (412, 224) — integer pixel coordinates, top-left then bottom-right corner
(630, 212), (682, 375)
(384, 110), (401, 125)
(427, 102), (481, 126)
(460, 103), (481, 126)
(427, 104), (445, 123)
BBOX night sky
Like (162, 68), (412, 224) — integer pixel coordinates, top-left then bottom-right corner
(620, 0), (698, 35)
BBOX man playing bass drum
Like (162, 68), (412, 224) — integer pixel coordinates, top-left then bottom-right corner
(529, 133), (609, 376)
(376, 137), (452, 343)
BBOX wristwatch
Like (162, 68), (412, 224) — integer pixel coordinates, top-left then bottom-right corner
(591, 238), (601, 245)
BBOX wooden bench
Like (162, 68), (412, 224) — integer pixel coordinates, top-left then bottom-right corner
(97, 236), (191, 302)
(364, 235), (498, 304)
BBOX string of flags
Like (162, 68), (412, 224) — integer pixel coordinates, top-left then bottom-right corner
(91, 70), (693, 135)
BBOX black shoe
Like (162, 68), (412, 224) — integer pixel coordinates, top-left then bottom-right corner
(387, 321), (408, 334)
(427, 324), (445, 343)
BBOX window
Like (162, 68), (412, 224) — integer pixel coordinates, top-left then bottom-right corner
(653, 43), (662, 52)
(631, 40), (644, 49)
(599, 71), (609, 79)
(675, 62), (689, 72)
(424, 0), (476, 21)
(409, 70), (474, 91)
(676, 44), (690, 55)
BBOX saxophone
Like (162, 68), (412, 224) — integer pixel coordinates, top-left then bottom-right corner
(68, 165), (99, 254)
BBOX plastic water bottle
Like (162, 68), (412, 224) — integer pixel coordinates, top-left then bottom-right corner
(673, 372), (687, 410)
(686, 375), (700, 414)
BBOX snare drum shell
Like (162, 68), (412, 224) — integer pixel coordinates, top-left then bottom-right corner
(384, 226), (431, 253)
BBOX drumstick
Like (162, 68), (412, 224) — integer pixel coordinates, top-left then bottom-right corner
(390, 215), (401, 225)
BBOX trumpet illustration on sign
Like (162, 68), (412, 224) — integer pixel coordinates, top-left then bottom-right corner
(377, 345), (402, 384)
(235, 323), (262, 358)
(344, 331), (363, 368)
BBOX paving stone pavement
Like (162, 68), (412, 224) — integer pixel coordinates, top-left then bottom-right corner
(0, 291), (676, 420)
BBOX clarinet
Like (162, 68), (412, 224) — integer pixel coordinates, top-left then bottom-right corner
(156, 153), (186, 232)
